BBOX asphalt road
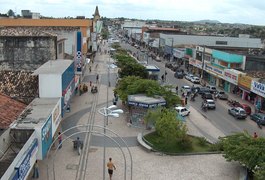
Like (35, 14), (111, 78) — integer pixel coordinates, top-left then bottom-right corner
(121, 41), (265, 138)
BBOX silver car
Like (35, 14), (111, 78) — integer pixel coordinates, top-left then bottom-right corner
(204, 99), (216, 109)
(228, 107), (247, 119)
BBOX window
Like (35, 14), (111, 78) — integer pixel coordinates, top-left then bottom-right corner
(216, 41), (227, 45)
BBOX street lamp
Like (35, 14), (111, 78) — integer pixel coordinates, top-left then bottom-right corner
(98, 105), (123, 180)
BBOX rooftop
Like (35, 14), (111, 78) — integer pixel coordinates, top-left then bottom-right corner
(33, 59), (73, 75)
(0, 93), (26, 129)
(0, 70), (38, 105)
(0, 27), (56, 36)
(12, 97), (60, 129)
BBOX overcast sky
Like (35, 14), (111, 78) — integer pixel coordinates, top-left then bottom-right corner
(1, 0), (265, 26)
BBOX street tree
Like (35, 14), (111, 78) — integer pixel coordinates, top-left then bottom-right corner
(115, 53), (149, 79)
(7, 9), (15, 17)
(220, 131), (265, 179)
(115, 76), (181, 107)
(154, 108), (187, 145)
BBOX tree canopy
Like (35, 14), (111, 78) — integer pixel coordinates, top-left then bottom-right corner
(115, 54), (148, 79)
(114, 76), (181, 107)
(220, 131), (265, 179)
(144, 108), (187, 145)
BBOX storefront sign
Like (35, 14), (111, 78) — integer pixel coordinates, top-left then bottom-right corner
(251, 80), (265, 98)
(42, 115), (52, 158)
(128, 101), (166, 108)
(189, 58), (202, 69)
(224, 69), (242, 85)
(13, 139), (38, 180)
(205, 64), (224, 78)
(76, 31), (82, 72)
(52, 100), (61, 136)
(189, 58), (196, 65)
(238, 75), (252, 90)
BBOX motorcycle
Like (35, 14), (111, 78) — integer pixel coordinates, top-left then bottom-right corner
(227, 99), (237, 107)
(201, 103), (208, 112)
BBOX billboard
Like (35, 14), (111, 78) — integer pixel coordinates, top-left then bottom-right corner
(41, 115), (52, 159)
(75, 31), (82, 72)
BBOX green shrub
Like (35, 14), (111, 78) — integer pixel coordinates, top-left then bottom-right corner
(210, 141), (224, 151)
(177, 136), (192, 150)
(198, 137), (208, 146)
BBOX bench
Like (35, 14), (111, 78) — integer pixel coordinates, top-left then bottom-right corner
(137, 133), (152, 151)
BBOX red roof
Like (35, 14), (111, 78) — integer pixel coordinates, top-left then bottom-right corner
(0, 93), (26, 129)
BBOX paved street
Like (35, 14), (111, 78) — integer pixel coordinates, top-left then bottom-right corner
(122, 42), (265, 139)
(34, 41), (245, 180)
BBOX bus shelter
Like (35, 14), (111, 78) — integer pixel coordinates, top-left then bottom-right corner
(127, 94), (166, 128)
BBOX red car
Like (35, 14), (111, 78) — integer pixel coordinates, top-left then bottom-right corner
(236, 103), (252, 115)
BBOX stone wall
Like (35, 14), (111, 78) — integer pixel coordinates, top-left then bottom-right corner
(0, 36), (57, 71)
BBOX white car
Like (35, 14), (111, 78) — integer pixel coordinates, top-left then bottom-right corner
(191, 76), (200, 84)
(175, 106), (190, 116)
(204, 99), (216, 109)
(185, 74), (194, 81)
(181, 85), (191, 94)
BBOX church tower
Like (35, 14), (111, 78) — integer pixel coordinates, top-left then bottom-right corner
(93, 6), (100, 22)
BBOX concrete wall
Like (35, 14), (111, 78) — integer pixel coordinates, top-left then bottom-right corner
(0, 36), (57, 70)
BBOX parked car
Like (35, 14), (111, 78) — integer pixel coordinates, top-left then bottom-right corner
(155, 56), (161, 62)
(174, 71), (184, 79)
(175, 106), (190, 116)
(185, 74), (194, 81)
(250, 113), (265, 125)
(228, 107), (247, 119)
(203, 99), (216, 109)
(236, 103), (252, 115)
(165, 62), (173, 69)
(191, 76), (200, 84)
(202, 92), (213, 100)
(216, 91), (228, 100)
(197, 87), (211, 95)
(206, 85), (217, 93)
(181, 85), (191, 94)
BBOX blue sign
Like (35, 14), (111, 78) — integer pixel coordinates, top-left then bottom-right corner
(13, 138), (38, 180)
(128, 101), (166, 108)
(42, 115), (52, 158)
(76, 31), (82, 72)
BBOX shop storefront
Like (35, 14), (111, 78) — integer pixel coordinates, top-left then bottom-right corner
(238, 74), (252, 101)
(188, 58), (202, 76)
(251, 80), (265, 111)
(223, 69), (243, 93)
(204, 63), (224, 87)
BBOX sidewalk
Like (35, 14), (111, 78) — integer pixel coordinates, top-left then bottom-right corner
(34, 44), (242, 180)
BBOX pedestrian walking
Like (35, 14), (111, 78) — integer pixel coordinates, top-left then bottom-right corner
(107, 157), (116, 180)
(58, 132), (62, 149)
(161, 74), (164, 82)
(32, 160), (39, 178)
(253, 132), (258, 139)
(96, 74), (99, 83)
(175, 85), (178, 94)
(185, 96), (188, 106)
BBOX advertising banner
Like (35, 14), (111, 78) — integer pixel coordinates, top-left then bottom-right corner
(52, 99), (62, 136)
(13, 138), (38, 180)
(224, 69), (243, 85)
(238, 74), (252, 90)
(42, 115), (52, 159)
(251, 80), (265, 98)
(75, 31), (83, 72)
(204, 63), (224, 78)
